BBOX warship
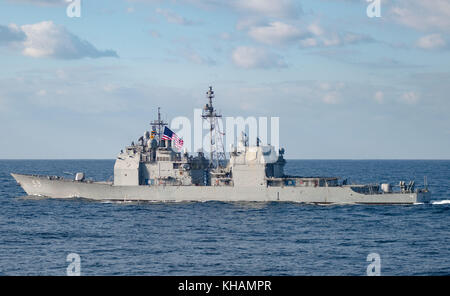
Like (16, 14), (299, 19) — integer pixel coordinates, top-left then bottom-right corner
(11, 87), (430, 204)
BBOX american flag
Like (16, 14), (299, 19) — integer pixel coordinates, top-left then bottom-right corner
(162, 126), (184, 150)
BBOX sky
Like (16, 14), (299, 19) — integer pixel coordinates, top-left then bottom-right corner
(0, 0), (449, 159)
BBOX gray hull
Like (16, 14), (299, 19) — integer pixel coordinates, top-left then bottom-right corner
(11, 173), (431, 205)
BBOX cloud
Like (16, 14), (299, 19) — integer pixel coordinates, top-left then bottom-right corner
(159, 0), (301, 18)
(307, 23), (324, 36)
(299, 24), (373, 48)
(317, 82), (345, 104)
(299, 32), (372, 48)
(232, 0), (300, 18)
(374, 91), (384, 104)
(0, 24), (26, 45)
(244, 20), (372, 49)
(0, 66), (138, 115)
(322, 92), (340, 104)
(248, 21), (307, 45)
(181, 48), (216, 65)
(0, 21), (118, 59)
(231, 46), (286, 69)
(416, 34), (447, 50)
(389, 0), (450, 32)
(217, 80), (367, 112)
(149, 30), (160, 38)
(36, 89), (47, 96)
(400, 91), (420, 104)
(156, 8), (197, 25)
(8, 0), (66, 6)
(166, 39), (216, 65)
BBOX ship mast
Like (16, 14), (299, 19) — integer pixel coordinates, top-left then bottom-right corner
(202, 86), (225, 167)
(150, 107), (168, 145)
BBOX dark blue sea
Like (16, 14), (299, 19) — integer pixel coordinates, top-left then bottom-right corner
(0, 160), (449, 275)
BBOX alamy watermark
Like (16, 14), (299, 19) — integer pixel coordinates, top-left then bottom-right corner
(169, 109), (280, 154)
(366, 253), (381, 276)
(66, 253), (81, 276)
(66, 0), (81, 18)
(366, 0), (381, 18)
(63, 251), (381, 275)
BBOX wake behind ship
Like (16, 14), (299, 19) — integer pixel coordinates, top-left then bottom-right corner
(11, 87), (431, 204)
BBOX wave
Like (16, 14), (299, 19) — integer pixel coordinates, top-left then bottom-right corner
(431, 200), (450, 205)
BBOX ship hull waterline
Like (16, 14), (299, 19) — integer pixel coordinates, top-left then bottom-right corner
(11, 173), (430, 205)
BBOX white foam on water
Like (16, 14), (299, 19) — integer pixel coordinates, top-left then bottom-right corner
(431, 200), (450, 205)
(99, 200), (140, 205)
(413, 202), (424, 205)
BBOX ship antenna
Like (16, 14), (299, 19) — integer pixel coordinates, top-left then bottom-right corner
(208, 87), (214, 164)
(150, 107), (168, 145)
(202, 86), (225, 167)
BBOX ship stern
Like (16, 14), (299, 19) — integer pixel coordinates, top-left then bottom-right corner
(416, 189), (432, 204)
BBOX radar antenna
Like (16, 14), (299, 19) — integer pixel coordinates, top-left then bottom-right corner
(150, 107), (168, 145)
(202, 86), (226, 167)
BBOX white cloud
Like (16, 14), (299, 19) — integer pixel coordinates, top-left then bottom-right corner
(322, 92), (340, 104)
(182, 49), (216, 65)
(300, 27), (373, 48)
(374, 91), (384, 104)
(161, 0), (300, 19)
(299, 38), (318, 47)
(0, 24), (26, 45)
(307, 23), (324, 36)
(156, 8), (196, 25)
(0, 65), (141, 115)
(103, 84), (119, 93)
(219, 32), (232, 40)
(245, 20), (372, 48)
(7, 21), (118, 59)
(416, 34), (447, 50)
(232, 0), (300, 18)
(235, 17), (265, 31)
(316, 82), (344, 104)
(149, 30), (160, 38)
(36, 89), (47, 96)
(231, 46), (286, 69)
(400, 91), (420, 104)
(390, 0), (450, 32)
(8, 0), (65, 6)
(248, 21), (306, 45)
(167, 42), (216, 65)
(342, 32), (371, 44)
(321, 33), (341, 47)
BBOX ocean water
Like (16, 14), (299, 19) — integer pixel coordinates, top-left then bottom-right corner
(0, 159), (449, 276)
